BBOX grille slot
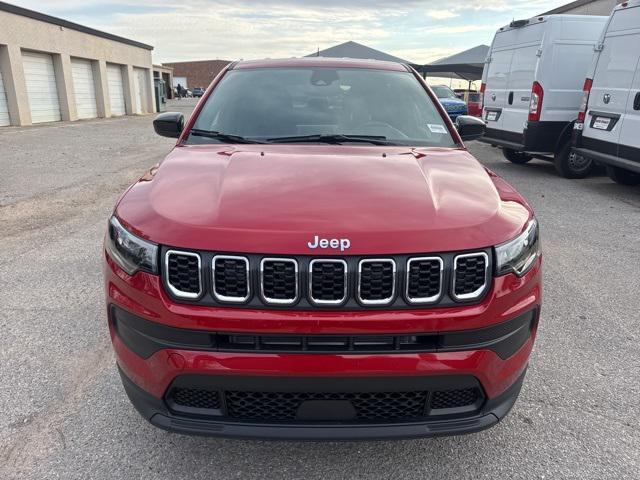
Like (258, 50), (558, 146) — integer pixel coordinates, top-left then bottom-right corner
(357, 259), (396, 305)
(430, 388), (480, 410)
(406, 257), (443, 304)
(225, 390), (429, 422)
(165, 251), (202, 299)
(212, 255), (249, 302)
(452, 253), (489, 301)
(309, 259), (347, 305)
(260, 258), (298, 304)
(170, 388), (220, 409)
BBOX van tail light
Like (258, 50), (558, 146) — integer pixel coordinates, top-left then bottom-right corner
(528, 82), (544, 122)
(479, 83), (486, 111)
(577, 78), (593, 123)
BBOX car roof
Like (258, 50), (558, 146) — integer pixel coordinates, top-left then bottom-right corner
(232, 57), (409, 72)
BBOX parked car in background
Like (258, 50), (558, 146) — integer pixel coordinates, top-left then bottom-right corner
(572, 0), (640, 186)
(458, 90), (483, 117)
(480, 14), (608, 178)
(192, 87), (206, 97)
(105, 57), (541, 440)
(431, 85), (468, 120)
(453, 88), (468, 99)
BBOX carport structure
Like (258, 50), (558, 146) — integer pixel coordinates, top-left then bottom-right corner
(418, 44), (489, 84)
(306, 41), (414, 65)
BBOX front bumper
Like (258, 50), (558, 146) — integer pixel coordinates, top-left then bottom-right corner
(119, 365), (527, 440)
(105, 253), (541, 439)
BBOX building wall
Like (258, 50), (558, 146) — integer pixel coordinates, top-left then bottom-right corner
(153, 64), (174, 98)
(546, 0), (624, 15)
(162, 60), (231, 90)
(0, 8), (155, 126)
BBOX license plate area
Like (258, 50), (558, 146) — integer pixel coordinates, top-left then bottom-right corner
(592, 117), (611, 130)
(485, 110), (499, 121)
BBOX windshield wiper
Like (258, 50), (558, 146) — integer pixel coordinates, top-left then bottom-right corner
(189, 129), (266, 144)
(266, 134), (395, 145)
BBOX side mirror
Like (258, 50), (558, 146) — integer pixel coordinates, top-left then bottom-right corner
(455, 115), (485, 141)
(153, 112), (185, 138)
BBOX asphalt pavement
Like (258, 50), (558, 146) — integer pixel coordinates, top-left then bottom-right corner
(1, 100), (639, 479)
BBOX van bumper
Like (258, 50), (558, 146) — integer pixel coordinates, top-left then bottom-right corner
(573, 140), (640, 174)
(480, 121), (569, 153)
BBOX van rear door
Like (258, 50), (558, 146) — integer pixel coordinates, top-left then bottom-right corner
(610, 7), (640, 167)
(501, 41), (540, 135)
(483, 47), (514, 132)
(582, 7), (640, 150)
(483, 21), (545, 137)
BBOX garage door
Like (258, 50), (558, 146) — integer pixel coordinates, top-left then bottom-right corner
(71, 58), (98, 119)
(133, 67), (149, 114)
(107, 64), (126, 116)
(22, 51), (61, 124)
(0, 70), (9, 126)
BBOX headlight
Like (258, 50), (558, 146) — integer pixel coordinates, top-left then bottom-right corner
(105, 216), (158, 275)
(495, 218), (540, 277)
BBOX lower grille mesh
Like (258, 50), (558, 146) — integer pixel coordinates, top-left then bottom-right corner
(167, 387), (483, 421)
(225, 390), (428, 421)
(171, 388), (220, 409)
(430, 388), (479, 410)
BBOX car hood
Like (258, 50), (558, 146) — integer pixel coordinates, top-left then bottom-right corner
(116, 144), (531, 255)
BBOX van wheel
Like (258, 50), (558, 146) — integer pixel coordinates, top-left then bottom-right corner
(554, 142), (592, 179)
(606, 166), (640, 186)
(502, 148), (532, 164)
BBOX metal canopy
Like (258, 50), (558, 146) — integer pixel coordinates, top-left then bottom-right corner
(420, 45), (490, 81)
(306, 41), (412, 65)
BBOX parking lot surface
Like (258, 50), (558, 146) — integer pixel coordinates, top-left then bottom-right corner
(1, 99), (639, 479)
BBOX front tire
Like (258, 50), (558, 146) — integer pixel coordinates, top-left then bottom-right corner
(606, 166), (640, 186)
(554, 142), (593, 179)
(502, 148), (532, 164)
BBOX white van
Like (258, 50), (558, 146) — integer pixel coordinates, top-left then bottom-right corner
(572, 0), (640, 186)
(480, 14), (608, 178)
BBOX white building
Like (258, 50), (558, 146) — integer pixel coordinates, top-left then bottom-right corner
(0, 1), (155, 127)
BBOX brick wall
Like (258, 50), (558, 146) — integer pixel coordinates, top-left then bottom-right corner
(162, 59), (231, 89)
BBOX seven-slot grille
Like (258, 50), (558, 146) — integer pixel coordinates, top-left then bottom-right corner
(309, 259), (347, 305)
(212, 255), (249, 302)
(453, 253), (489, 301)
(358, 259), (396, 305)
(261, 258), (298, 304)
(162, 250), (490, 307)
(165, 251), (202, 298)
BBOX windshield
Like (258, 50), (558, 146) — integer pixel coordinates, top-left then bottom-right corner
(189, 68), (456, 147)
(432, 86), (458, 99)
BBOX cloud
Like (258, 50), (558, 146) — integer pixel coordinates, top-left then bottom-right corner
(11, 0), (562, 64)
(426, 9), (459, 20)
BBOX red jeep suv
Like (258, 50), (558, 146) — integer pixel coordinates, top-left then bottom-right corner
(105, 58), (541, 440)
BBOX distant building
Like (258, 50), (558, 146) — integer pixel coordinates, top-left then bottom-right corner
(162, 59), (231, 90)
(542, 0), (624, 15)
(0, 1), (155, 127)
(153, 64), (174, 98)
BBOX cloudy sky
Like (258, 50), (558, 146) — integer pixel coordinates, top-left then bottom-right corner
(13, 0), (565, 63)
